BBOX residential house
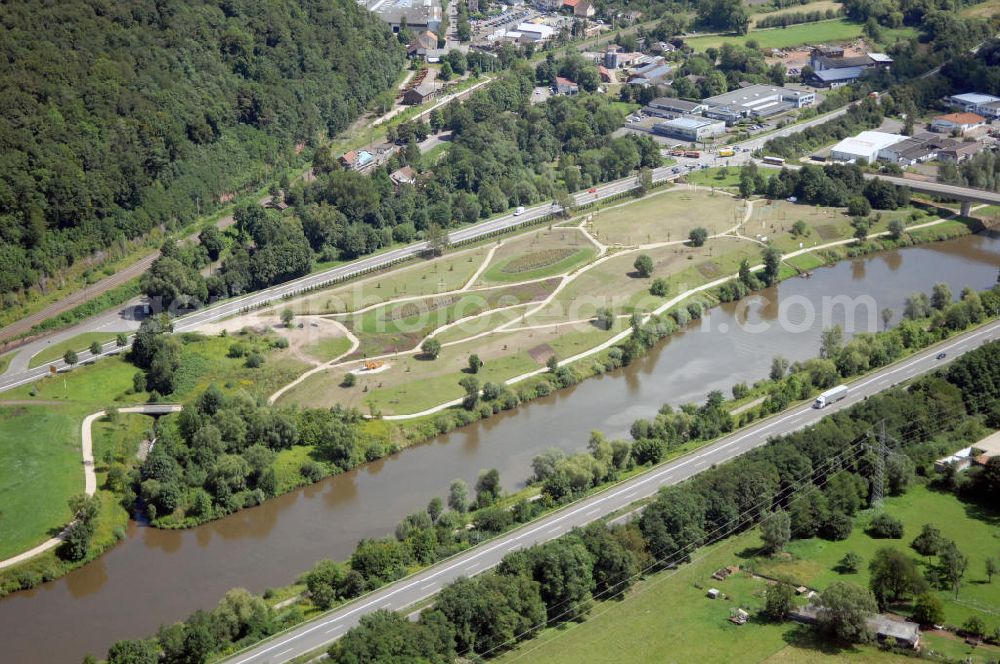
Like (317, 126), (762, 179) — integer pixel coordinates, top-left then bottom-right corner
(931, 112), (986, 135)
(403, 82), (437, 106)
(598, 65), (613, 83)
(339, 150), (375, 171)
(389, 165), (417, 188)
(554, 76), (579, 95)
(562, 0), (595, 17)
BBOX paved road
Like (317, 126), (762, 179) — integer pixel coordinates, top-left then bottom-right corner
(2, 101), (995, 394)
(223, 320), (1000, 664)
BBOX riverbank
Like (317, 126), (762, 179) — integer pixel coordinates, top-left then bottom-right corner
(0, 193), (987, 589)
(0, 227), (997, 662)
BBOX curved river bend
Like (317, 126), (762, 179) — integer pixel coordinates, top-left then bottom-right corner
(1, 232), (998, 662)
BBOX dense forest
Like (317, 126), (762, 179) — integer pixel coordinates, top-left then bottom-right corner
(0, 0), (404, 297)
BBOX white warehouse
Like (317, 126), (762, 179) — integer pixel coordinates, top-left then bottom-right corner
(829, 131), (906, 164)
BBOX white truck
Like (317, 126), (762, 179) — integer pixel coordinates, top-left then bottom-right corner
(813, 384), (848, 409)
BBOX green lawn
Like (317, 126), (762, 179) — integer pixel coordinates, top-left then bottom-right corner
(28, 332), (118, 369)
(0, 353), (10, 376)
(498, 483), (1000, 664)
(0, 405), (83, 558)
(302, 336), (353, 363)
(589, 188), (743, 245)
(481, 247), (595, 284)
(686, 19), (864, 51)
(496, 524), (911, 664)
(685, 167), (743, 191)
(753, 485), (1000, 630)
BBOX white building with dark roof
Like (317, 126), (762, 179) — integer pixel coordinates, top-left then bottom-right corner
(702, 85), (814, 125)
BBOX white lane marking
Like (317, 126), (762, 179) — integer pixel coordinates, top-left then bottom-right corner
(325, 626), (342, 634)
(420, 582), (435, 590)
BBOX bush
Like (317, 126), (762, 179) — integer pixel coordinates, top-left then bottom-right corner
(688, 227), (709, 247)
(650, 277), (669, 297)
(633, 254), (654, 277)
(868, 513), (904, 539)
(300, 461), (325, 483)
(342, 373), (357, 387)
(244, 352), (265, 368)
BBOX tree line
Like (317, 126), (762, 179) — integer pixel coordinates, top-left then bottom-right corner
(755, 7), (843, 29)
(0, 0), (405, 302)
(141, 61), (663, 309)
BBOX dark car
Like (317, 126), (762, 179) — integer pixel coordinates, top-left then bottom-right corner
(936, 352), (947, 360)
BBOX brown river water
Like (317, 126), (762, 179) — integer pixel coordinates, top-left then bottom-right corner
(1, 232), (998, 662)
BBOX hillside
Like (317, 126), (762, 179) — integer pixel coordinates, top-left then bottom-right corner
(0, 0), (404, 296)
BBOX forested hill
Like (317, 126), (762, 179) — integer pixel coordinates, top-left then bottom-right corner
(0, 0), (404, 294)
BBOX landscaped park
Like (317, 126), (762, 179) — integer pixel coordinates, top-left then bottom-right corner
(0, 177), (979, 588)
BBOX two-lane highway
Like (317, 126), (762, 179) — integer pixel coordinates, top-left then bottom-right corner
(223, 320), (1000, 664)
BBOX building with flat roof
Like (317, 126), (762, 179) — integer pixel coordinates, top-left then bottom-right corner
(368, 0), (442, 34)
(809, 66), (868, 88)
(830, 130), (906, 164)
(950, 92), (1000, 118)
(644, 97), (707, 119)
(701, 85), (814, 125)
(516, 22), (555, 41)
(653, 115), (726, 141)
(877, 132), (958, 166)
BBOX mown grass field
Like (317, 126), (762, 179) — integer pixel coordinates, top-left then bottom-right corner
(28, 331), (118, 369)
(686, 19), (864, 51)
(296, 246), (490, 314)
(301, 335), (354, 363)
(0, 405), (82, 558)
(590, 189), (744, 245)
(477, 228), (595, 286)
(685, 166), (743, 191)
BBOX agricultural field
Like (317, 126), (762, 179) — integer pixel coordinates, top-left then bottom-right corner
(751, 0), (842, 25)
(962, 0), (1000, 18)
(588, 188), (745, 246)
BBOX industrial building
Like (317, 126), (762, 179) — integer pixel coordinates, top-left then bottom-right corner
(829, 131), (906, 164)
(701, 85), (814, 125)
(644, 97), (707, 119)
(653, 115), (726, 141)
(949, 92), (1000, 119)
(366, 0), (442, 34)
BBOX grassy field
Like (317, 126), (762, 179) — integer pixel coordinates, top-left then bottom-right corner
(961, 0), (1000, 17)
(498, 484), (1000, 664)
(753, 484), (1000, 630)
(0, 404), (83, 558)
(28, 332), (119, 369)
(495, 524), (910, 664)
(752, 0), (842, 25)
(301, 336), (354, 363)
(295, 247), (490, 315)
(589, 189), (744, 245)
(686, 19), (863, 51)
(685, 167), (743, 191)
(0, 353), (10, 376)
(476, 228), (595, 286)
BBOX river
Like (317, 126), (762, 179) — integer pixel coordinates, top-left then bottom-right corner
(1, 232), (998, 662)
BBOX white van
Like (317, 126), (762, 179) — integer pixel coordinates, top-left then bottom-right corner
(514, 206), (525, 216)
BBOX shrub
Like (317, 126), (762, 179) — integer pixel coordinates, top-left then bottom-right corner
(245, 352), (265, 368)
(650, 277), (669, 297)
(868, 513), (904, 539)
(342, 373), (357, 387)
(688, 227), (709, 247)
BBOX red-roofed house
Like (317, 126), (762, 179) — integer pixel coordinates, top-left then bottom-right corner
(931, 112), (985, 135)
(554, 76), (579, 95)
(562, 0), (595, 17)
